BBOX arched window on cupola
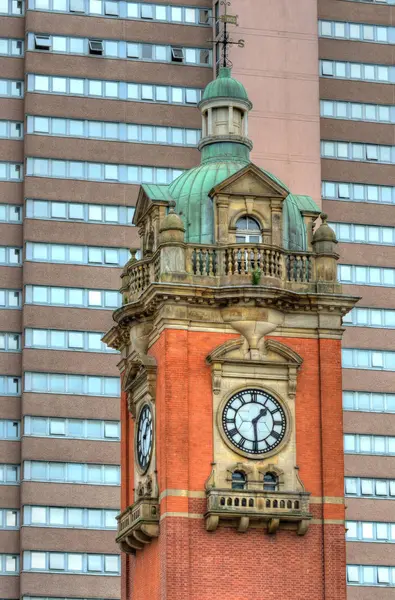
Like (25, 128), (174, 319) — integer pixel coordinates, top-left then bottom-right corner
(235, 216), (262, 244)
(231, 470), (247, 490)
(263, 472), (279, 492)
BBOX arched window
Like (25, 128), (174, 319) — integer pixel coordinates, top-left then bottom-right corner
(263, 472), (278, 492)
(231, 470), (247, 490)
(235, 216), (262, 243)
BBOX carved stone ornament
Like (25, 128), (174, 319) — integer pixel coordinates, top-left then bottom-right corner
(122, 358), (157, 419)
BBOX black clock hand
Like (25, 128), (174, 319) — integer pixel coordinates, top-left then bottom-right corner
(251, 408), (267, 425)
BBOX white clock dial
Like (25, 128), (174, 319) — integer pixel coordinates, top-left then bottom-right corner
(136, 404), (153, 471)
(222, 389), (287, 455)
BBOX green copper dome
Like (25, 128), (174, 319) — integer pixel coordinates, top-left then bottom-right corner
(202, 67), (249, 103)
(168, 147), (250, 244)
(163, 67), (320, 249)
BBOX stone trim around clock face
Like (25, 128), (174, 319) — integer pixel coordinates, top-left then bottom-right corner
(207, 336), (306, 494)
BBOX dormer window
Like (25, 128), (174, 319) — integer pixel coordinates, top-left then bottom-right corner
(235, 216), (261, 243)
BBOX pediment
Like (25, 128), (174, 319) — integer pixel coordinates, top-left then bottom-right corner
(133, 185), (169, 227)
(133, 188), (153, 227)
(209, 164), (289, 200)
(263, 339), (303, 366)
(206, 337), (302, 398)
(206, 337), (303, 367)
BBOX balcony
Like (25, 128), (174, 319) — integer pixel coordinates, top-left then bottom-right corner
(205, 489), (311, 535)
(116, 498), (159, 553)
(122, 241), (336, 304)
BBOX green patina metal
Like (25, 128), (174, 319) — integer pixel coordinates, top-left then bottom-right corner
(202, 66), (249, 102)
(145, 67), (320, 250)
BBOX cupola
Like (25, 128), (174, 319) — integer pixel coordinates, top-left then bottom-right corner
(198, 66), (253, 157)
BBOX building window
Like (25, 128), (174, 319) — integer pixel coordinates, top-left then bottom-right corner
(319, 20), (391, 44)
(321, 141), (394, 164)
(347, 564), (395, 587)
(343, 391), (395, 413)
(0, 162), (23, 180)
(0, 38), (24, 55)
(27, 33), (212, 66)
(27, 116), (200, 147)
(0, 0), (24, 14)
(0, 377), (21, 395)
(0, 554), (19, 573)
(23, 461), (120, 485)
(28, 74), (201, 105)
(343, 348), (395, 371)
(23, 551), (120, 574)
(0, 79), (23, 97)
(24, 372), (120, 396)
(235, 216), (262, 243)
(25, 285), (120, 309)
(24, 417), (120, 440)
(26, 157), (183, 185)
(24, 506), (118, 529)
(330, 222), (395, 245)
(231, 470), (247, 490)
(0, 509), (19, 529)
(322, 181), (395, 205)
(25, 243), (129, 267)
(28, 0), (212, 22)
(346, 520), (395, 542)
(24, 328), (118, 353)
(338, 264), (395, 287)
(0, 333), (21, 352)
(345, 477), (395, 498)
(319, 60), (390, 83)
(343, 308), (395, 329)
(344, 434), (395, 455)
(0, 420), (20, 439)
(0, 464), (20, 484)
(263, 472), (278, 491)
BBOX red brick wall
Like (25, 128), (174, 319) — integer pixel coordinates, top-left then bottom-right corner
(121, 330), (346, 600)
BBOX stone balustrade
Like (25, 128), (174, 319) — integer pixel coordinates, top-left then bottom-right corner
(205, 488), (311, 535)
(120, 241), (332, 303)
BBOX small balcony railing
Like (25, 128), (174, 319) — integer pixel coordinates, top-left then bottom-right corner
(116, 498), (159, 553)
(205, 488), (311, 535)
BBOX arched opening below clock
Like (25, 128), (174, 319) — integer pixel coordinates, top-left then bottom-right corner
(231, 470), (247, 490)
(263, 472), (279, 492)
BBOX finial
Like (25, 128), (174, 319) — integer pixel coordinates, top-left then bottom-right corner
(320, 212), (328, 223)
(168, 199), (176, 214)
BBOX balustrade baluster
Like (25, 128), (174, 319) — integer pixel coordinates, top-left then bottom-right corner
(301, 256), (307, 282)
(232, 248), (238, 275)
(208, 250), (214, 276)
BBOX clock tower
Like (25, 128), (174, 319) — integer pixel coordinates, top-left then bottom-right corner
(104, 67), (358, 600)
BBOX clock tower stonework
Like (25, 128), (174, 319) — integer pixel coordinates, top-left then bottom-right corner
(105, 68), (358, 600)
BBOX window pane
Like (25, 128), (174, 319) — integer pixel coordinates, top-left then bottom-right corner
(49, 507), (65, 524)
(68, 554), (83, 571)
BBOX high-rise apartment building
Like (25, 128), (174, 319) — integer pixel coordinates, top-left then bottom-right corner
(0, 0), (393, 598)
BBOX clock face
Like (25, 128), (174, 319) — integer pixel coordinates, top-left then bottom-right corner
(136, 404), (153, 472)
(222, 389), (287, 456)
